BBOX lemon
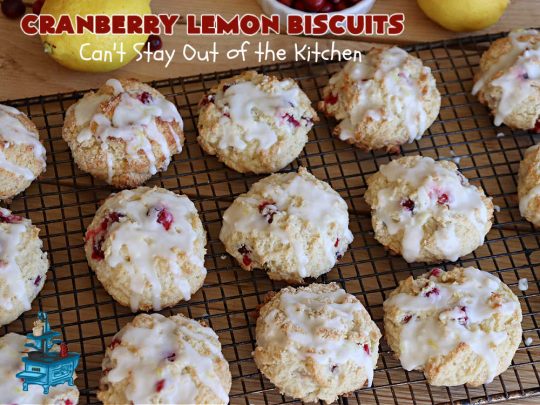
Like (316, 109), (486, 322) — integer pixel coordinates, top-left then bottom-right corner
(417, 0), (510, 32)
(40, 0), (151, 72)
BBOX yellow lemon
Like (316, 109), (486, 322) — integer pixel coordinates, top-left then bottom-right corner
(40, 0), (151, 72)
(417, 0), (510, 32)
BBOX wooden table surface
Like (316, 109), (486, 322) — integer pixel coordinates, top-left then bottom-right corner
(0, 0), (539, 100)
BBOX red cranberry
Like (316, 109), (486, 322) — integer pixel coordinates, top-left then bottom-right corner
(363, 343), (370, 355)
(279, 0), (293, 6)
(331, 364), (338, 372)
(86, 212), (124, 261)
(402, 314), (412, 324)
(156, 208), (174, 231)
(109, 338), (121, 349)
(146, 35), (163, 52)
(222, 84), (231, 93)
(166, 352), (176, 362)
(32, 0), (44, 15)
(292, 1), (307, 11)
(242, 255), (252, 266)
(1, 0), (25, 19)
(34, 275), (42, 286)
(137, 92), (153, 105)
(457, 306), (468, 325)
(424, 287), (440, 298)
(258, 201), (278, 224)
(155, 379), (165, 393)
(65, 400), (73, 405)
(283, 113), (301, 128)
(238, 245), (252, 267)
(103, 368), (111, 376)
(200, 94), (215, 107)
(334, 238), (339, 248)
(0, 212), (23, 223)
(319, 1), (334, 12)
(533, 120), (540, 134)
(334, 2), (349, 10)
(325, 93), (339, 105)
(303, 0), (326, 11)
(401, 199), (415, 212)
(429, 268), (442, 278)
(437, 193), (449, 205)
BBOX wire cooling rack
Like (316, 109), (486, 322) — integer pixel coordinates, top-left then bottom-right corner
(1, 31), (539, 405)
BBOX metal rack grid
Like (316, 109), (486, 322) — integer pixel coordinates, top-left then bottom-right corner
(1, 31), (539, 405)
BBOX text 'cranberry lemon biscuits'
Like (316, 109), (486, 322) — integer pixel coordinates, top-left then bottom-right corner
(0, 208), (48, 327)
(0, 104), (46, 200)
(383, 267), (522, 386)
(364, 156), (493, 263)
(319, 47), (440, 152)
(84, 187), (206, 312)
(0, 333), (80, 405)
(254, 283), (381, 403)
(518, 144), (540, 226)
(197, 71), (318, 174)
(219, 167), (353, 283)
(98, 313), (231, 405)
(63, 78), (184, 188)
(472, 29), (540, 131)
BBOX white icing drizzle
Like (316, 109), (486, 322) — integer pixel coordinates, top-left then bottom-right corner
(213, 79), (300, 151)
(0, 208), (33, 312)
(0, 104), (46, 179)
(385, 267), (519, 384)
(104, 314), (228, 404)
(220, 170), (353, 277)
(103, 189), (205, 312)
(259, 286), (376, 386)
(74, 79), (183, 184)
(0, 333), (77, 404)
(472, 29), (540, 126)
(331, 47), (431, 143)
(373, 157), (490, 262)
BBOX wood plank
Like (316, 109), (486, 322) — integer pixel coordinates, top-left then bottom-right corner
(164, 0), (540, 43)
(1, 0), (539, 99)
(0, 21), (374, 100)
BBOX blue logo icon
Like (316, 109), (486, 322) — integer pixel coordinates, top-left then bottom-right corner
(16, 312), (80, 395)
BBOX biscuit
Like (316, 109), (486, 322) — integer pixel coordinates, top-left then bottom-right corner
(364, 156), (493, 263)
(254, 283), (381, 403)
(98, 313), (231, 405)
(0, 208), (48, 326)
(197, 71), (318, 173)
(518, 144), (540, 226)
(84, 187), (206, 312)
(62, 78), (184, 188)
(0, 104), (46, 200)
(383, 267), (522, 386)
(319, 47), (440, 152)
(219, 167), (353, 283)
(472, 29), (540, 130)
